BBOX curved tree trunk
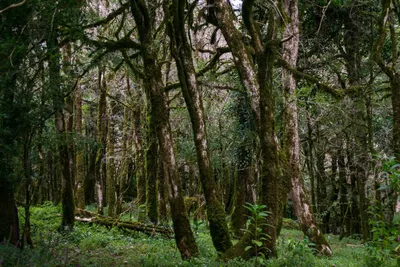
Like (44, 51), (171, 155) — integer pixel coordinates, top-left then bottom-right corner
(130, 0), (199, 259)
(282, 0), (332, 256)
(166, 0), (232, 253)
(212, 0), (280, 258)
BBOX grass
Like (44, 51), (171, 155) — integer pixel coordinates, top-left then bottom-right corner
(0, 203), (398, 266)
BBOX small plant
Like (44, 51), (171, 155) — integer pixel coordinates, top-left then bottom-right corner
(242, 202), (271, 266)
(363, 245), (392, 267)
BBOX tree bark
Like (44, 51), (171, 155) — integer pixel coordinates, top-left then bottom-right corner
(130, 0), (199, 259)
(48, 37), (75, 230)
(75, 82), (85, 210)
(166, 0), (232, 253)
(132, 94), (146, 221)
(146, 103), (158, 224)
(212, 0), (280, 257)
(282, 0), (332, 256)
(106, 100), (116, 217)
(373, 0), (400, 162)
(95, 68), (107, 215)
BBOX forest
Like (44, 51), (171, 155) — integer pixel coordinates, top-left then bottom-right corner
(1, 0), (400, 266)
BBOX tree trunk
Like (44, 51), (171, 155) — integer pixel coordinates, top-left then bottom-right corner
(106, 100), (116, 217)
(338, 143), (350, 239)
(391, 77), (400, 162)
(212, 0), (281, 257)
(166, 0), (232, 253)
(95, 68), (107, 215)
(75, 82), (85, 210)
(282, 0), (332, 256)
(231, 91), (254, 238)
(373, 0), (400, 162)
(158, 157), (168, 223)
(132, 96), (146, 221)
(48, 37), (75, 230)
(130, 0), (199, 259)
(118, 98), (132, 215)
(146, 104), (158, 224)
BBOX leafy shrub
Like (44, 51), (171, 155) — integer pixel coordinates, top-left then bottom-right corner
(363, 246), (393, 267)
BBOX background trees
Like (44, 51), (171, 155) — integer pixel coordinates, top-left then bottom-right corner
(1, 0), (400, 262)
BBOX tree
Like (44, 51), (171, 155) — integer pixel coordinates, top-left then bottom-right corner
(130, 0), (199, 259)
(282, 0), (332, 256)
(165, 0), (232, 253)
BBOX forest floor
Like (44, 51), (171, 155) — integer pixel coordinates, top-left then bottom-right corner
(0, 203), (397, 267)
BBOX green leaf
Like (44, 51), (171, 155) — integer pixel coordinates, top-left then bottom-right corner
(245, 246), (253, 251)
(393, 213), (400, 224)
(252, 240), (262, 247)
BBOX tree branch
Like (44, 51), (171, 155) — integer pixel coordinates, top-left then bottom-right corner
(277, 58), (344, 98)
(83, 3), (129, 29)
(0, 0), (28, 14)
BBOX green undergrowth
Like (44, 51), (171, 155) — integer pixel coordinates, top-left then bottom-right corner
(0, 203), (397, 266)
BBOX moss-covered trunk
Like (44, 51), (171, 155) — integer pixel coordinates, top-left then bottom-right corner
(231, 92), (254, 237)
(338, 143), (350, 238)
(158, 157), (168, 223)
(106, 100), (116, 217)
(132, 98), (146, 221)
(118, 94), (132, 215)
(48, 37), (75, 230)
(166, 0), (232, 253)
(282, 0), (332, 256)
(75, 82), (85, 210)
(393, 77), (400, 162)
(130, 0), (199, 259)
(212, 0), (281, 258)
(95, 68), (108, 215)
(146, 105), (158, 224)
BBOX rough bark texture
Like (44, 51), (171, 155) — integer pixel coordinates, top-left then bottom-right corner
(166, 0), (232, 253)
(146, 105), (158, 224)
(213, 0), (281, 258)
(282, 0), (331, 256)
(48, 37), (75, 230)
(95, 68), (107, 215)
(75, 83), (85, 210)
(106, 100), (116, 217)
(392, 77), (400, 162)
(231, 91), (254, 237)
(373, 0), (400, 162)
(157, 157), (168, 223)
(130, 0), (199, 259)
(212, 0), (260, 130)
(133, 95), (146, 221)
(118, 104), (131, 215)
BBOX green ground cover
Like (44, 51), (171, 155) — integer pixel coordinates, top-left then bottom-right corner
(0, 203), (397, 267)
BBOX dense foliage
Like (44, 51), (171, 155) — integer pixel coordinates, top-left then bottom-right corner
(1, 0), (400, 265)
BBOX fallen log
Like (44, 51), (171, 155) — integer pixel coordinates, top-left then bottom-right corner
(74, 209), (173, 237)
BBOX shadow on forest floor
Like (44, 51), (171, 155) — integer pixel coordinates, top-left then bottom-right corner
(0, 203), (397, 267)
